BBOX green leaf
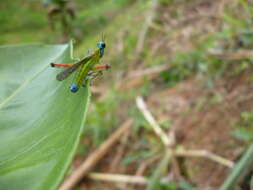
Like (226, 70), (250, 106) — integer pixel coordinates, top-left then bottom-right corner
(0, 44), (90, 190)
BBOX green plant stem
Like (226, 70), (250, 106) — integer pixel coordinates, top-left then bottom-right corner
(220, 143), (253, 190)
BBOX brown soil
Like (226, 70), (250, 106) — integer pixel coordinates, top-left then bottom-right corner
(147, 68), (253, 189)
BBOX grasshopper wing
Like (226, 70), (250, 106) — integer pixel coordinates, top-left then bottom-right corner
(56, 55), (92, 81)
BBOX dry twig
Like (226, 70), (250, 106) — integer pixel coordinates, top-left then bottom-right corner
(136, 96), (174, 147)
(175, 149), (234, 168)
(129, 65), (170, 78)
(87, 172), (171, 185)
(209, 49), (253, 60)
(88, 172), (148, 185)
(135, 96), (234, 168)
(118, 64), (170, 90)
(59, 119), (133, 190)
(86, 149), (234, 187)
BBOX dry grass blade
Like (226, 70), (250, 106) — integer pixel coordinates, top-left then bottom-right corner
(87, 173), (148, 185)
(118, 64), (170, 90)
(136, 96), (174, 147)
(175, 149), (234, 168)
(87, 172), (172, 186)
(129, 65), (170, 78)
(209, 49), (253, 60)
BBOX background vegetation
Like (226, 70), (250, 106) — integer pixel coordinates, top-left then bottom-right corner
(1, 0), (253, 189)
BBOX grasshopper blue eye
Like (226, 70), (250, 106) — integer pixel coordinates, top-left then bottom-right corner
(97, 42), (106, 49)
(70, 84), (78, 93)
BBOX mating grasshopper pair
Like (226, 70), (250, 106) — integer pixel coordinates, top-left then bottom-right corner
(51, 40), (110, 93)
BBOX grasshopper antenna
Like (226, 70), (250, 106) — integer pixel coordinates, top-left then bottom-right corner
(101, 33), (106, 42)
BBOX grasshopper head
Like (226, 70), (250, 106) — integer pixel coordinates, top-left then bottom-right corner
(97, 41), (106, 58)
(97, 41), (106, 50)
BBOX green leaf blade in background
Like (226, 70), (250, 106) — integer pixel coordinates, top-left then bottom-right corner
(0, 44), (90, 190)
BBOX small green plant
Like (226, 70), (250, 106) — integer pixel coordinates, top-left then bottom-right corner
(222, 109), (253, 189)
(233, 110), (253, 141)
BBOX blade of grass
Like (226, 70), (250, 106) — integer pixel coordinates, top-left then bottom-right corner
(146, 150), (171, 190)
(220, 144), (253, 190)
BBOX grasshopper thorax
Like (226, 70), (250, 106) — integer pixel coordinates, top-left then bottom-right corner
(97, 41), (106, 57)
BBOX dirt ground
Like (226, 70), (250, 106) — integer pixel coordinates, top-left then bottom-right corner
(147, 67), (253, 189)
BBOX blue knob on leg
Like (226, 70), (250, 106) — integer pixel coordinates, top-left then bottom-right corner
(70, 84), (78, 93)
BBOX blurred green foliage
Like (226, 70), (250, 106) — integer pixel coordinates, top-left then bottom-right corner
(158, 0), (253, 89)
(0, 0), (134, 44)
(233, 110), (253, 141)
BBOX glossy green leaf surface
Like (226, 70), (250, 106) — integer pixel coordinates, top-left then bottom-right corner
(0, 44), (90, 190)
